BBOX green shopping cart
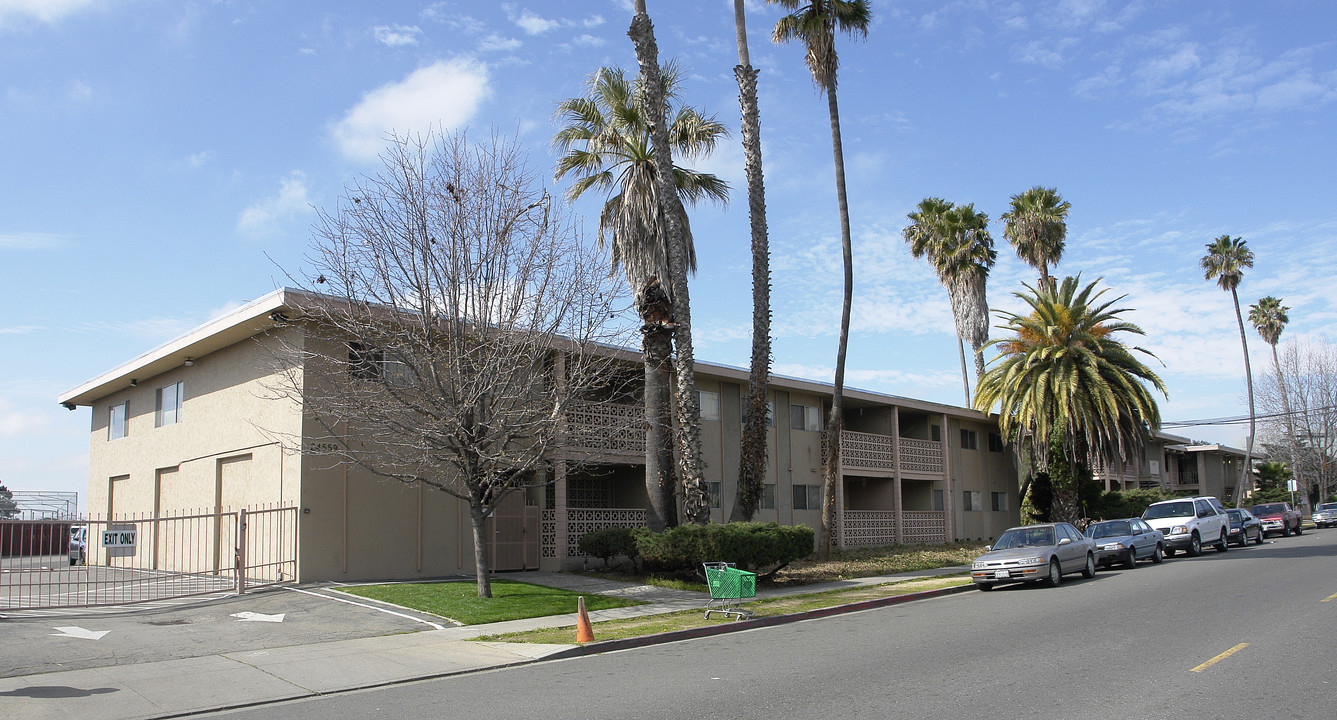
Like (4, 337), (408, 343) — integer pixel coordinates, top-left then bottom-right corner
(703, 562), (756, 620)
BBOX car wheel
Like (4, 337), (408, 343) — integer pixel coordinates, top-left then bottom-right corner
(1216, 530), (1228, 552)
(1151, 544), (1164, 563)
(1082, 553), (1096, 578)
(1046, 558), (1062, 587)
(1164, 547), (1176, 557)
(1188, 532), (1202, 557)
(1282, 524), (1291, 537)
(1255, 530), (1265, 545)
(69, 557), (76, 566)
(1125, 548), (1138, 569)
(1295, 523), (1303, 536)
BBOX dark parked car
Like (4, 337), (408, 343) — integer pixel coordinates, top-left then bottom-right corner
(1084, 518), (1165, 568)
(1252, 502), (1303, 537)
(1225, 508), (1264, 546)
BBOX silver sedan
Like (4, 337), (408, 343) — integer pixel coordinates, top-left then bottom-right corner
(972, 523), (1097, 590)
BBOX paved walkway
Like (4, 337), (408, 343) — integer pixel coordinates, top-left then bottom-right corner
(0, 566), (969, 719)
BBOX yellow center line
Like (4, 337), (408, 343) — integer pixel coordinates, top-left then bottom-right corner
(1190, 643), (1249, 672)
(1322, 591), (1337, 603)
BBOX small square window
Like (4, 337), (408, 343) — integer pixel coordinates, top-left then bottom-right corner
(760, 483), (776, 510)
(789, 403), (820, 431)
(960, 429), (978, 450)
(963, 490), (981, 512)
(698, 390), (720, 421)
(707, 481), (721, 508)
(930, 424), (941, 442)
(108, 402), (127, 440)
(348, 342), (385, 381)
(988, 432), (1004, 453)
(991, 492), (1008, 512)
(793, 484), (821, 510)
(155, 381), (183, 427)
(933, 489), (944, 511)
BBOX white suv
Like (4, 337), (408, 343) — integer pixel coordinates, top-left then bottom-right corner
(1141, 496), (1229, 557)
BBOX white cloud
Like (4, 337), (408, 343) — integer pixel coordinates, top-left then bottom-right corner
(330, 59), (491, 162)
(514, 10), (559, 35)
(479, 33), (521, 52)
(187, 150), (212, 167)
(373, 24), (421, 47)
(0, 396), (49, 437)
(571, 34), (603, 48)
(0, 0), (96, 28)
(583, 15), (605, 29)
(0, 232), (67, 249)
(237, 171), (313, 236)
(67, 80), (91, 101)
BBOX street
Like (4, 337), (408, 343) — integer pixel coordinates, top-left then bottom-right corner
(206, 531), (1337, 720)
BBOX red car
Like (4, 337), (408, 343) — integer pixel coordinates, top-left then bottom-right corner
(1251, 502), (1303, 537)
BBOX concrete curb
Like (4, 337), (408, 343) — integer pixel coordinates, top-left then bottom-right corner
(542, 582), (977, 661)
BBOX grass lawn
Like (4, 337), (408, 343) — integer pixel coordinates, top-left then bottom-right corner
(336, 580), (645, 626)
(474, 575), (973, 644)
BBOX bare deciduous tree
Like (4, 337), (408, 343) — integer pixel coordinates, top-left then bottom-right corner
(267, 130), (625, 597)
(1256, 339), (1337, 506)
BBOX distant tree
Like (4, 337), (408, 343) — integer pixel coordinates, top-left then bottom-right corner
(974, 276), (1168, 523)
(553, 63), (728, 530)
(1249, 296), (1303, 500)
(1253, 460), (1292, 492)
(1001, 186), (1070, 291)
(267, 129), (623, 598)
(730, 0), (774, 523)
(1201, 235), (1256, 505)
(1257, 340), (1337, 505)
(903, 197), (997, 404)
(0, 484), (18, 519)
(769, 0), (871, 558)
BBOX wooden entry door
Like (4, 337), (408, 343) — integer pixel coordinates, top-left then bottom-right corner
(488, 493), (539, 571)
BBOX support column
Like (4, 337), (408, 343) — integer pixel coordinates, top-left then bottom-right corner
(554, 457), (569, 565)
(941, 413), (954, 542)
(892, 406), (903, 544)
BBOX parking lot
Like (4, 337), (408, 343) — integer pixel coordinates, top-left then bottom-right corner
(0, 581), (454, 678)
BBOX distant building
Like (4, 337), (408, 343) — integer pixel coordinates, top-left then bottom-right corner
(59, 288), (1021, 581)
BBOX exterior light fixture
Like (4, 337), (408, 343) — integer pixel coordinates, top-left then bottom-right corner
(184, 358), (194, 367)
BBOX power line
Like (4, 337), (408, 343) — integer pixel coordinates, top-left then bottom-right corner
(1162, 405), (1337, 429)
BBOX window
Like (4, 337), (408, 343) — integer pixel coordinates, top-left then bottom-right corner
(707, 481), (721, 508)
(1149, 459), (1160, 475)
(988, 432), (1004, 453)
(108, 402), (127, 440)
(960, 429), (978, 450)
(789, 403), (820, 431)
(741, 398), (774, 427)
(930, 424), (941, 442)
(698, 390), (720, 421)
(991, 492), (1008, 512)
(155, 381), (183, 427)
(348, 342), (385, 381)
(933, 489), (944, 511)
(760, 483), (776, 510)
(793, 484), (821, 510)
(963, 490), (982, 511)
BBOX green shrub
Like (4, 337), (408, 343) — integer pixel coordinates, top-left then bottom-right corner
(1087, 488), (1172, 520)
(577, 526), (640, 569)
(634, 522), (815, 578)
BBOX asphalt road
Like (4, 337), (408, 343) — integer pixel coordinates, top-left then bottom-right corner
(205, 530), (1337, 720)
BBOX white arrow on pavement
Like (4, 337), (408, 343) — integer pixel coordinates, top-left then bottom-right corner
(230, 611), (285, 623)
(51, 626), (110, 640)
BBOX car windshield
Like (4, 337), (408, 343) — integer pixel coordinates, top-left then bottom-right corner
(1252, 504), (1284, 515)
(1144, 501), (1194, 520)
(1087, 521), (1131, 539)
(994, 527), (1055, 549)
(1320, 503), (1337, 512)
(1226, 510), (1242, 522)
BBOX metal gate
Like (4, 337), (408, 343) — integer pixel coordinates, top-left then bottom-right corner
(0, 506), (297, 611)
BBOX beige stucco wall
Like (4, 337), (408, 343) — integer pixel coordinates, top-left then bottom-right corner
(948, 417), (1019, 541)
(86, 328), (304, 521)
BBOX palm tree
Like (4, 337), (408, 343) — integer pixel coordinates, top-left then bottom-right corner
(769, 0), (870, 558)
(730, 0), (773, 522)
(628, 3), (717, 525)
(553, 64), (728, 530)
(904, 198), (998, 405)
(1250, 296), (1303, 501)
(1001, 186), (1071, 290)
(1202, 235), (1256, 505)
(974, 276), (1168, 523)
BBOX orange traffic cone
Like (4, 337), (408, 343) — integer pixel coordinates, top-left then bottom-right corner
(576, 596), (595, 643)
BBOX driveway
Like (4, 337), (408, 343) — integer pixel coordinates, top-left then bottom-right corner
(0, 582), (451, 678)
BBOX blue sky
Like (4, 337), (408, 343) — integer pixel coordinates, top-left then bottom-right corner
(3, 1), (1335, 510)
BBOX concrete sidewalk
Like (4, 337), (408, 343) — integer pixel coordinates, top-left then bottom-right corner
(0, 566), (969, 720)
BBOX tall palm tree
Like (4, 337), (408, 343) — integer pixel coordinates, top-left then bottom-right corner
(1202, 235), (1256, 505)
(730, 0), (773, 522)
(627, 3), (717, 525)
(769, 0), (870, 558)
(974, 276), (1168, 523)
(1001, 186), (1071, 290)
(904, 198), (997, 405)
(553, 64), (728, 530)
(1250, 296), (1303, 500)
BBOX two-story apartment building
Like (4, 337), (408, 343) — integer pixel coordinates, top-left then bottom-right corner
(1092, 430), (1252, 502)
(59, 288), (1021, 581)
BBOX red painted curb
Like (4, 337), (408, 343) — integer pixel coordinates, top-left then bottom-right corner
(545, 582), (976, 660)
